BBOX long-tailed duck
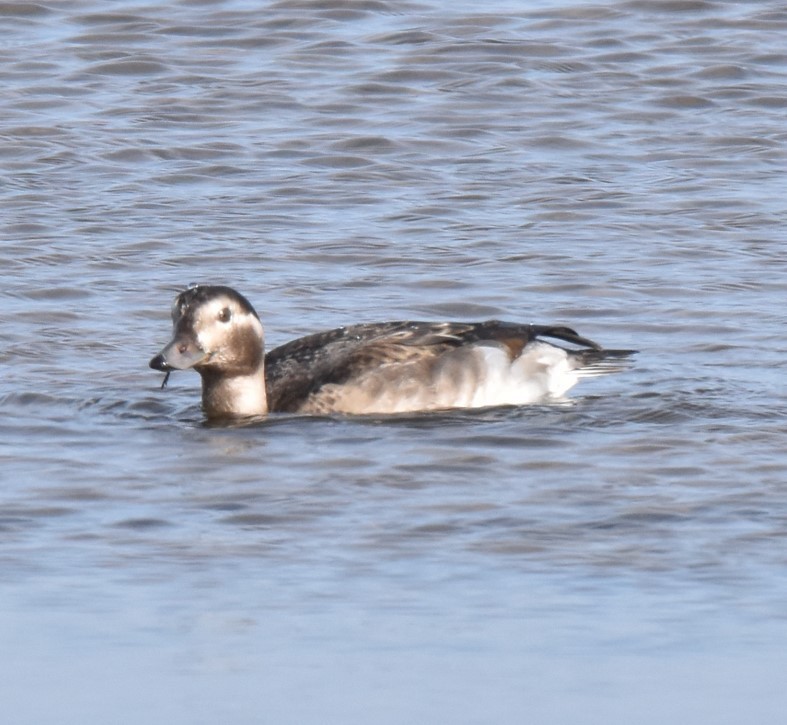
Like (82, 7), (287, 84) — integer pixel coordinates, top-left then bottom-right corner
(150, 285), (635, 419)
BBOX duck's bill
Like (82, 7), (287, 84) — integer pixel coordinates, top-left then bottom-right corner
(149, 338), (208, 372)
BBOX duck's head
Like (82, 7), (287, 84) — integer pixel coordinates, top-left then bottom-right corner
(149, 285), (265, 378)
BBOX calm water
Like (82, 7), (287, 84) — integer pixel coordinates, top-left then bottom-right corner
(2, 0), (787, 722)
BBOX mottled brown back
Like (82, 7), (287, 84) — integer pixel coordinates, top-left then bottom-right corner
(264, 320), (602, 413)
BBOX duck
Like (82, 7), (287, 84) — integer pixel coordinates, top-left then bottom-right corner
(149, 285), (635, 419)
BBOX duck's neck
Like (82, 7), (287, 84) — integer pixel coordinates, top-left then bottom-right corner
(199, 362), (268, 419)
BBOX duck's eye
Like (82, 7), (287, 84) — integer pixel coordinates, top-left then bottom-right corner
(218, 307), (232, 323)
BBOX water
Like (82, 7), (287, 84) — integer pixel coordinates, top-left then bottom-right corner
(2, 0), (787, 722)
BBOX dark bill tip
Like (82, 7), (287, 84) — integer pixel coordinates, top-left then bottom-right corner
(149, 353), (171, 372)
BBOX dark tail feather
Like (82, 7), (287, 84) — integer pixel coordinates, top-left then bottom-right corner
(531, 325), (604, 350)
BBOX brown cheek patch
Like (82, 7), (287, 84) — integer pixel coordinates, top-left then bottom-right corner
(226, 324), (263, 373)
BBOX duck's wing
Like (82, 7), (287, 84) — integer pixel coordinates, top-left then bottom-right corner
(264, 320), (606, 413)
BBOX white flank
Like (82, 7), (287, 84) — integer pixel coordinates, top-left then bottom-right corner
(466, 342), (579, 408)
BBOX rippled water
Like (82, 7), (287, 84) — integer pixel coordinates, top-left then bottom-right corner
(2, 1), (787, 722)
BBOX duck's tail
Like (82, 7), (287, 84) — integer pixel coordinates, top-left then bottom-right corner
(571, 347), (638, 377)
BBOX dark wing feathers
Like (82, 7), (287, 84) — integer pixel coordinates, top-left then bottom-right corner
(265, 322), (451, 412)
(264, 319), (605, 413)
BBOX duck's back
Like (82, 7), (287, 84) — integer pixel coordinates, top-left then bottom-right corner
(264, 320), (614, 415)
